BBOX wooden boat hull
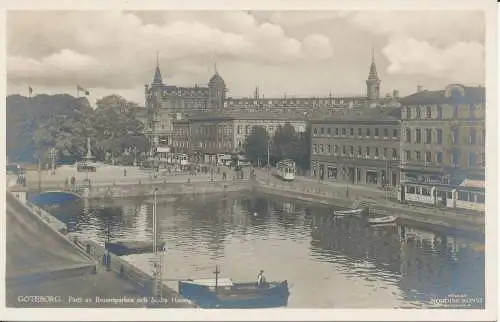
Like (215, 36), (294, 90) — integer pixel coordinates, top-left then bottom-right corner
(179, 280), (289, 309)
(105, 241), (165, 256)
(367, 216), (398, 225)
(334, 208), (364, 217)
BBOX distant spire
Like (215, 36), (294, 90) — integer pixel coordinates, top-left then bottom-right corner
(152, 51), (163, 85)
(368, 46), (379, 80)
(214, 61), (218, 75)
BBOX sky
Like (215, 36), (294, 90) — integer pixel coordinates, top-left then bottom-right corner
(6, 10), (485, 106)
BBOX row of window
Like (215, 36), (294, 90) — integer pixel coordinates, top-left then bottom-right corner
(404, 127), (484, 145)
(313, 144), (399, 159)
(405, 104), (480, 120)
(199, 140), (233, 149)
(403, 150), (485, 167)
(227, 99), (361, 106)
(313, 127), (399, 139)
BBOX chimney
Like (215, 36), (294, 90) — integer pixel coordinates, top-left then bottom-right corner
(417, 85), (423, 93)
(393, 90), (399, 98)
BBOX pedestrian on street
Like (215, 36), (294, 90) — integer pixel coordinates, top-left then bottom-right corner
(124, 169), (127, 177)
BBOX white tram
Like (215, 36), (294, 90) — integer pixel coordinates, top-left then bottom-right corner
(398, 179), (485, 212)
(276, 159), (296, 181)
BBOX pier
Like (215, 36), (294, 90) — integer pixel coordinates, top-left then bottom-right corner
(5, 191), (195, 308)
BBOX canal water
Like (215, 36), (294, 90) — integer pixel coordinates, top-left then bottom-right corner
(47, 192), (484, 309)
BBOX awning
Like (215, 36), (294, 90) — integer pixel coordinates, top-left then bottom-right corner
(156, 147), (171, 153)
(459, 179), (485, 189)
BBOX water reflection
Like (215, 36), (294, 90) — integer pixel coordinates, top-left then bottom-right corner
(50, 192), (484, 308)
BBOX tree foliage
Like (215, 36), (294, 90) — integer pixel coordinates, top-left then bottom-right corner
(6, 94), (148, 164)
(243, 126), (270, 164)
(270, 122), (310, 172)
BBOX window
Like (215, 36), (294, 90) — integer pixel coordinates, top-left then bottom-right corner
(342, 145), (346, 155)
(469, 152), (477, 167)
(320, 127), (324, 135)
(334, 145), (339, 154)
(416, 106), (421, 118)
(477, 194), (485, 204)
(469, 104), (476, 119)
(357, 146), (362, 156)
(437, 105), (443, 119)
(480, 152), (485, 167)
(393, 129), (398, 139)
(392, 148), (398, 160)
(452, 151), (460, 167)
(426, 128), (432, 144)
(327, 144), (331, 153)
(384, 129), (389, 138)
(342, 128), (347, 136)
(375, 147), (379, 157)
(366, 128), (371, 137)
(383, 148), (387, 159)
(335, 128), (339, 136)
(469, 128), (476, 145)
(416, 151), (421, 161)
(416, 129), (421, 143)
(405, 150), (411, 161)
(375, 128), (379, 137)
(452, 128), (459, 144)
(238, 125), (242, 134)
(350, 145), (354, 156)
(425, 151), (432, 163)
(426, 106), (432, 118)
(350, 128), (354, 136)
(406, 107), (412, 119)
(358, 128), (362, 136)
(327, 128), (331, 135)
(422, 188), (431, 196)
(365, 147), (370, 157)
(405, 128), (411, 143)
(437, 129), (443, 144)
(320, 144), (324, 153)
(436, 152), (443, 164)
(453, 105), (459, 118)
(313, 144), (317, 153)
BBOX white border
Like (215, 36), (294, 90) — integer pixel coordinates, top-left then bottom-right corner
(1, 0), (498, 321)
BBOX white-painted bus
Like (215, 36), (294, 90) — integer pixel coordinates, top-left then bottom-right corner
(276, 159), (296, 181)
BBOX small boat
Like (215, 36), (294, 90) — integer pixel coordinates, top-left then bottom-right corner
(178, 266), (289, 309)
(105, 240), (165, 256)
(334, 208), (364, 217)
(178, 278), (289, 309)
(367, 215), (398, 225)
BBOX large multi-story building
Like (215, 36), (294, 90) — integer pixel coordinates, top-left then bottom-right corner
(180, 112), (308, 164)
(141, 61), (226, 150)
(398, 84), (485, 211)
(310, 107), (402, 187)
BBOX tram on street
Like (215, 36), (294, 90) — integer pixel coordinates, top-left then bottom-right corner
(276, 159), (296, 181)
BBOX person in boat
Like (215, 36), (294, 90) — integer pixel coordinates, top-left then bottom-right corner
(257, 270), (267, 287)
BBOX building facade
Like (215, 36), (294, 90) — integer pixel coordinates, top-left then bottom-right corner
(142, 61), (226, 152)
(310, 107), (401, 187)
(399, 84), (485, 210)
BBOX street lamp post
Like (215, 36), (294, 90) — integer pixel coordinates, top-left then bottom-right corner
(152, 187), (163, 299)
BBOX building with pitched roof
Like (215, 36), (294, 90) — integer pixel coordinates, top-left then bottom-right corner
(398, 84), (485, 211)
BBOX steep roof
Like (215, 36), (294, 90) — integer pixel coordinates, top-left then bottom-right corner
(310, 106), (401, 123)
(400, 85), (485, 106)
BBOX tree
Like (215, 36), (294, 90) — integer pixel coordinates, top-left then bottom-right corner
(243, 126), (270, 165)
(271, 122), (297, 164)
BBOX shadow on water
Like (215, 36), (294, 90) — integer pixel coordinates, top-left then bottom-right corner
(45, 191), (484, 309)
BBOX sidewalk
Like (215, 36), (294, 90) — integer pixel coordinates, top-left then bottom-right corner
(254, 168), (484, 218)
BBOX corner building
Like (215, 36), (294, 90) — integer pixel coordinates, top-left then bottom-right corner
(310, 107), (401, 187)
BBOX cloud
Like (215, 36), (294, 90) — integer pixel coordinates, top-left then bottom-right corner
(7, 11), (335, 90)
(383, 38), (484, 84)
(345, 11), (485, 84)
